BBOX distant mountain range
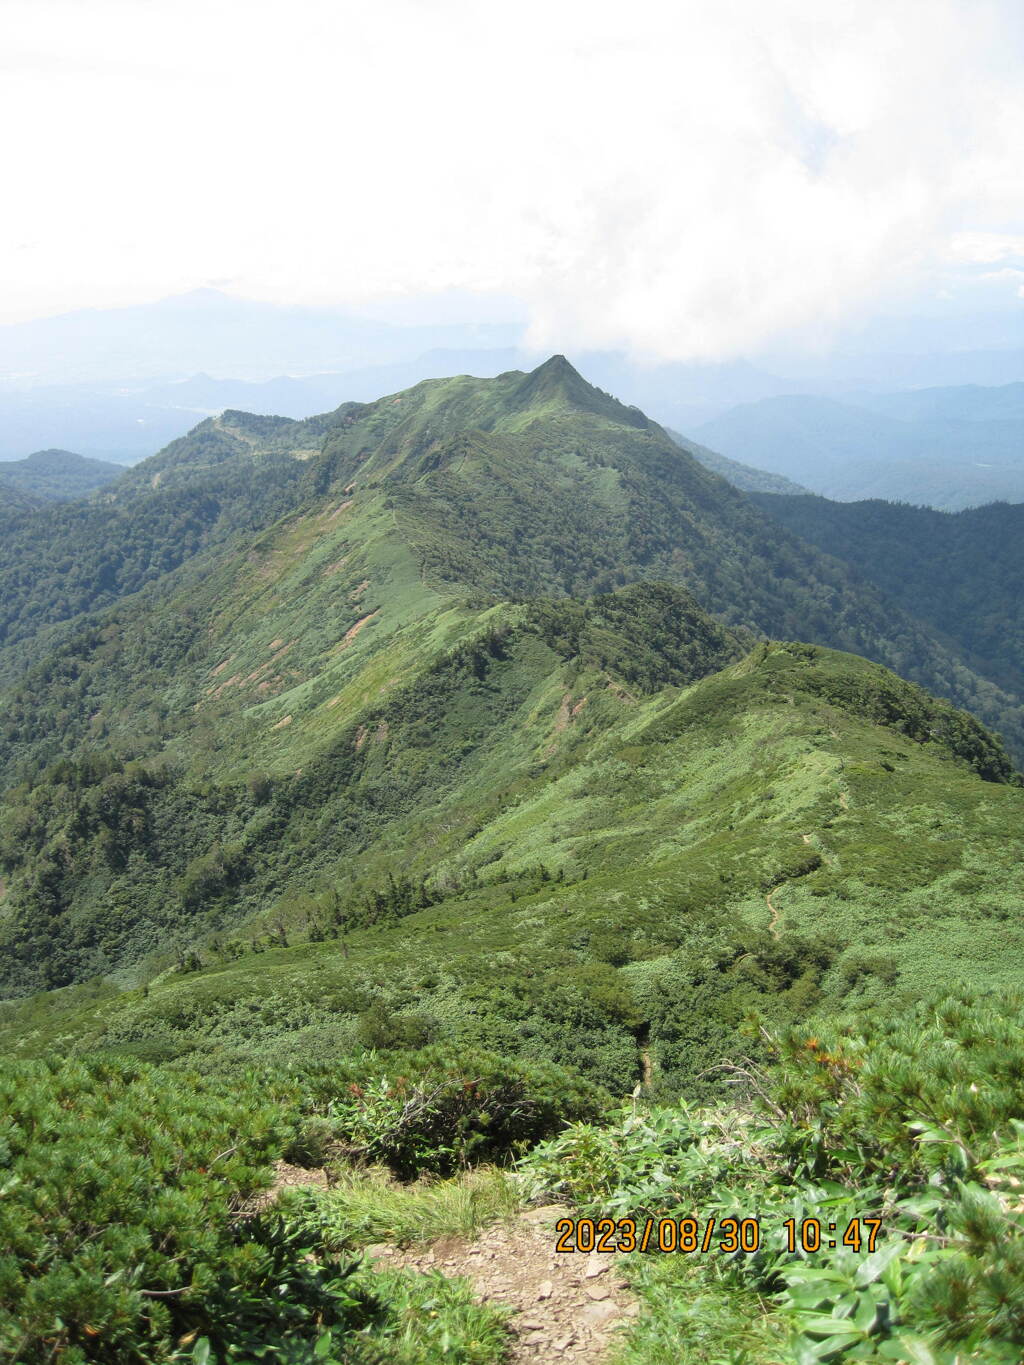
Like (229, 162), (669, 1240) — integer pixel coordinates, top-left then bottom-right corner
(1, 291), (1019, 513)
(694, 385), (1024, 509)
(667, 431), (808, 495)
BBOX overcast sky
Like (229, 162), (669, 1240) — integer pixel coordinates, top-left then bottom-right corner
(2, 0), (1022, 360)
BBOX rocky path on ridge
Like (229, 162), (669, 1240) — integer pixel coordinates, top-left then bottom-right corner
(369, 1204), (639, 1362)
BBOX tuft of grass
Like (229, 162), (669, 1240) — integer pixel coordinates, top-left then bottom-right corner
(611, 1256), (786, 1365)
(360, 1267), (512, 1364)
(303, 1165), (527, 1249)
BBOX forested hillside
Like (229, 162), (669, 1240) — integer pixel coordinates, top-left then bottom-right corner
(0, 447), (123, 500)
(1, 356), (1022, 1002)
(753, 494), (1024, 697)
(668, 428), (808, 494)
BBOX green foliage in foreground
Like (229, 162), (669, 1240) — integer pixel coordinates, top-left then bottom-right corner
(0, 1046), (597, 1362)
(526, 988), (1024, 1363)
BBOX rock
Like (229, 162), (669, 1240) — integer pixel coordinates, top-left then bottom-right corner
(583, 1254), (612, 1278)
(522, 1203), (571, 1225)
(579, 1299), (619, 1327)
(584, 1281), (610, 1300)
(537, 1278), (554, 1300)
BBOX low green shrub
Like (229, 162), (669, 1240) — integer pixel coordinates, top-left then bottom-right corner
(283, 1044), (609, 1178)
(0, 1056), (373, 1363)
(525, 988), (1024, 1363)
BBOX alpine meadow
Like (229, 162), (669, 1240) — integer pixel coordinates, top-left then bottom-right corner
(0, 349), (1022, 1364)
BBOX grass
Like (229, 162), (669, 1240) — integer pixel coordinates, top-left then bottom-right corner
(302, 1166), (526, 1250)
(2, 636), (1022, 1095)
(611, 1256), (787, 1365)
(349, 1268), (513, 1364)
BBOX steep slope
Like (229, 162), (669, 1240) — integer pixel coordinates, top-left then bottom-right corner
(1, 640), (1020, 1099)
(0, 448), (123, 500)
(752, 494), (1024, 698)
(0, 356), (1021, 1007)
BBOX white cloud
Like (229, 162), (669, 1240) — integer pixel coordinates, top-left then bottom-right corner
(0, 0), (1021, 359)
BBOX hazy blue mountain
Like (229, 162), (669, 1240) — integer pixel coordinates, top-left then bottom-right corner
(851, 381), (1024, 424)
(0, 288), (523, 387)
(667, 430), (808, 494)
(693, 394), (1024, 509)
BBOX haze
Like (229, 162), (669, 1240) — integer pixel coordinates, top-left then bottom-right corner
(3, 0), (1022, 363)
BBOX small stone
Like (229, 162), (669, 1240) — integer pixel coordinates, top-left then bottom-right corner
(584, 1254), (611, 1278)
(537, 1279), (554, 1300)
(622, 1300), (641, 1317)
(580, 1300), (619, 1327)
(519, 1320), (545, 1331)
(584, 1281), (610, 1300)
(363, 1243), (391, 1259)
(554, 1337), (575, 1352)
(522, 1203), (571, 1224)
(524, 1331), (547, 1345)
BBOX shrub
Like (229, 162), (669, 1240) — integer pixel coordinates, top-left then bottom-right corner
(0, 1056), (376, 1363)
(283, 1044), (610, 1178)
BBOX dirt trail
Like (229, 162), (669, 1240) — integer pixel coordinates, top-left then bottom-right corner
(371, 1205), (637, 1362)
(765, 886), (782, 939)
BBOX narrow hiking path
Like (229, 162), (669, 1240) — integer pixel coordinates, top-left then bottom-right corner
(766, 833), (816, 938)
(765, 884), (782, 939)
(371, 1205), (637, 1362)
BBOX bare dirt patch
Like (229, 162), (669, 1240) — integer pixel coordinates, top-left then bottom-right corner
(372, 1205), (636, 1363)
(339, 611), (379, 649)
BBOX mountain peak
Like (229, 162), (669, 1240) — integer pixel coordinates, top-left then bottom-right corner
(535, 353), (578, 377)
(512, 354), (649, 428)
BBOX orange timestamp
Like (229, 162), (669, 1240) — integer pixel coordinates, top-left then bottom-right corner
(554, 1216), (883, 1255)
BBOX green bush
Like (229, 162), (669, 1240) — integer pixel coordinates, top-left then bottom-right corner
(283, 1044), (609, 1178)
(0, 1056), (377, 1363)
(525, 988), (1024, 1363)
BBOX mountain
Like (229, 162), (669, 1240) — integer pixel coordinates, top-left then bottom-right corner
(0, 353), (531, 463)
(0, 355), (1021, 1012)
(851, 380), (1024, 424)
(0, 448), (123, 500)
(667, 429), (808, 494)
(693, 393), (1024, 509)
(0, 288), (523, 387)
(752, 493), (1024, 698)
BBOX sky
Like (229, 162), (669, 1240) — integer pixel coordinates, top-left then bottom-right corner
(2, 0), (1023, 362)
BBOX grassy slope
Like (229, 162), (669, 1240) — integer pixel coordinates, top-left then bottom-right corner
(0, 356), (1021, 1018)
(2, 641), (1020, 1095)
